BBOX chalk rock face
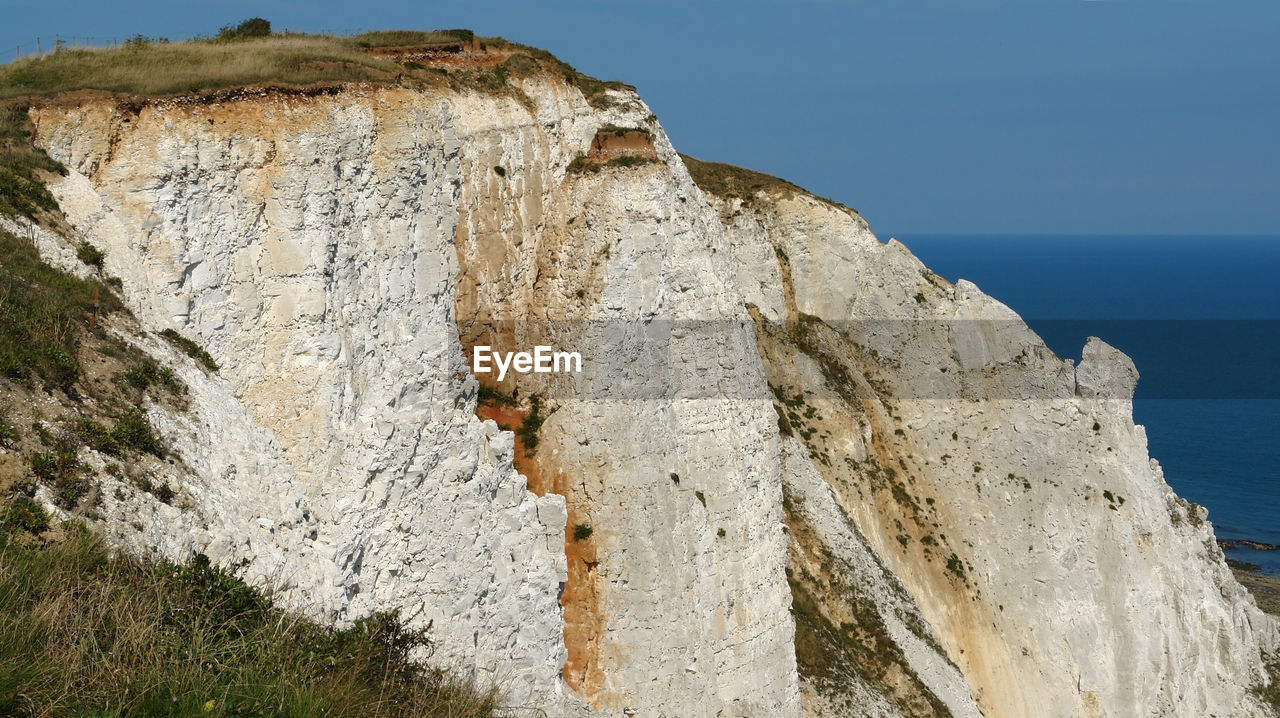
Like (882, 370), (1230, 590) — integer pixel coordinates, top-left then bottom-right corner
(24, 62), (1277, 718)
(717, 186), (1279, 717)
(32, 78), (798, 717)
(36, 87), (577, 711)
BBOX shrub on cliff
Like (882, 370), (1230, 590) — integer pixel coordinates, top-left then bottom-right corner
(216, 18), (272, 41)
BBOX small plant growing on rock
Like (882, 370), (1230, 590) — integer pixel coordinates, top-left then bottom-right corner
(160, 329), (218, 371)
(76, 242), (105, 268)
(573, 523), (593, 542)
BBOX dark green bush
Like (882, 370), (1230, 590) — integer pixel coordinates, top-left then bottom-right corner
(515, 394), (549, 453)
(30, 435), (91, 509)
(76, 242), (104, 268)
(573, 524), (593, 542)
(605, 155), (655, 169)
(73, 417), (120, 455)
(123, 357), (181, 394)
(217, 18), (272, 41)
(110, 410), (165, 457)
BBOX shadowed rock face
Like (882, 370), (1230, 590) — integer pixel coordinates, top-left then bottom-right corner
(22, 66), (1278, 718)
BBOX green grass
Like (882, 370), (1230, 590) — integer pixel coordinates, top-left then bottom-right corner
(0, 523), (501, 718)
(786, 564), (950, 717)
(1255, 653), (1280, 714)
(499, 43), (635, 108)
(597, 124), (651, 137)
(351, 30), (476, 48)
(0, 108), (66, 218)
(567, 153), (656, 174)
(0, 229), (122, 389)
(681, 154), (845, 209)
(0, 497), (48, 534)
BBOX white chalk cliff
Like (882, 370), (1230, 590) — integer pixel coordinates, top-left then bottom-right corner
(22, 54), (1279, 717)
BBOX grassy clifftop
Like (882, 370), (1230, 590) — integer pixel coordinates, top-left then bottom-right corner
(0, 24), (631, 106)
(681, 154), (850, 211)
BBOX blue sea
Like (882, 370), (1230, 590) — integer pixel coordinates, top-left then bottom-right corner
(897, 235), (1280, 575)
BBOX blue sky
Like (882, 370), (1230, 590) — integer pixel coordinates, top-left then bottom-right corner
(2, 0), (1277, 236)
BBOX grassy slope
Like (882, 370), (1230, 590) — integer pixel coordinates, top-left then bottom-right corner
(0, 521), (498, 717)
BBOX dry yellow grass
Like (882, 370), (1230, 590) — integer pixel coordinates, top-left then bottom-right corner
(0, 35), (403, 99)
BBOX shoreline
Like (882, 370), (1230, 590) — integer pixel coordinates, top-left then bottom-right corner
(1230, 565), (1280, 617)
(1219, 539), (1280, 553)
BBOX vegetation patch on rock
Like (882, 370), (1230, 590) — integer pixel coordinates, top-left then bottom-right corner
(0, 522), (502, 717)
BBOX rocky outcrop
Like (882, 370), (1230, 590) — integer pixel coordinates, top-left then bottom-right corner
(718, 187), (1280, 716)
(20, 56), (1278, 718)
